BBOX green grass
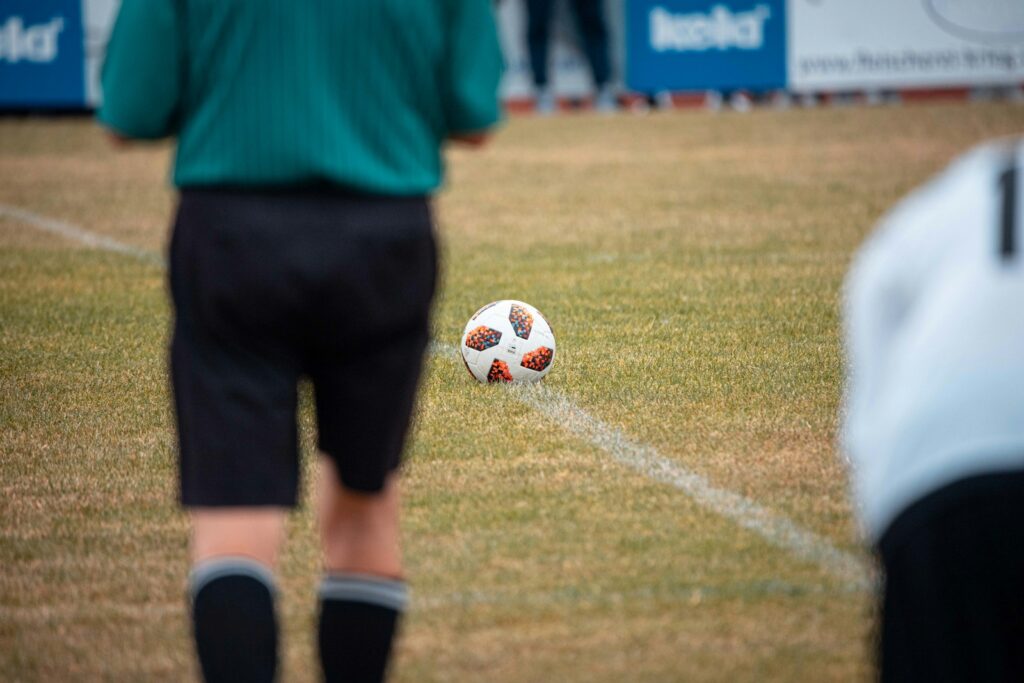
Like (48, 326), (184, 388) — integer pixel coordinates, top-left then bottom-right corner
(2, 103), (1022, 681)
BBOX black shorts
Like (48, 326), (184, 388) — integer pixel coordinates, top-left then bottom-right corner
(876, 468), (1024, 682)
(169, 187), (437, 506)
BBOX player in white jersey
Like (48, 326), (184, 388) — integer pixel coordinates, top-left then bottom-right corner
(842, 138), (1024, 681)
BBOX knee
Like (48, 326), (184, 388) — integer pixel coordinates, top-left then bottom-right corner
(320, 486), (397, 541)
(190, 507), (287, 567)
(318, 466), (402, 576)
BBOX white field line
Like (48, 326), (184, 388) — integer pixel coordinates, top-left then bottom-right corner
(0, 202), (164, 266)
(6, 204), (872, 592)
(428, 370), (868, 589)
(429, 358), (873, 591)
(530, 381), (873, 588)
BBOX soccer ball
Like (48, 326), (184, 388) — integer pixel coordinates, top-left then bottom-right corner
(460, 300), (556, 383)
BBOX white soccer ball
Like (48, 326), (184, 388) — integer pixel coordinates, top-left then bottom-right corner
(460, 300), (556, 383)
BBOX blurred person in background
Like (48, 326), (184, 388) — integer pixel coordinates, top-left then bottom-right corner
(525, 0), (616, 114)
(98, 0), (502, 681)
(842, 139), (1024, 681)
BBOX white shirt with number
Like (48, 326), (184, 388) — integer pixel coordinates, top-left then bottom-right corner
(842, 139), (1024, 542)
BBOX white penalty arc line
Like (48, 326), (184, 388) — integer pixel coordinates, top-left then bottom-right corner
(6, 202), (873, 591)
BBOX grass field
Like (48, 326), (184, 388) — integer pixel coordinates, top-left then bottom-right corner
(1, 102), (1022, 682)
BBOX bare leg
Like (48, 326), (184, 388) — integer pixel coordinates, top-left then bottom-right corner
(317, 456), (402, 577)
(191, 507), (288, 566)
(316, 456), (405, 682)
(189, 508), (287, 683)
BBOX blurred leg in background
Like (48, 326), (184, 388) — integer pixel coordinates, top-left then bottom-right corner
(526, 0), (557, 114)
(569, 0), (615, 111)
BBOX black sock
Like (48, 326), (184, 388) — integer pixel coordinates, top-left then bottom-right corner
(189, 557), (278, 683)
(318, 574), (408, 683)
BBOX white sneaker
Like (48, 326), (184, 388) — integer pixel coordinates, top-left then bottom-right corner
(771, 91), (793, 110)
(594, 86), (618, 113)
(729, 92), (752, 112)
(535, 89), (556, 116)
(705, 90), (724, 112)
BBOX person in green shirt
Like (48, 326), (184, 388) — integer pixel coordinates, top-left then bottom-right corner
(99, 2), (503, 681)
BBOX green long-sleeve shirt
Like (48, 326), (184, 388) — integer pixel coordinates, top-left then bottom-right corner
(98, 0), (503, 194)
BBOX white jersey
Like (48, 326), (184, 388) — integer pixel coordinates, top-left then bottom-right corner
(842, 139), (1024, 542)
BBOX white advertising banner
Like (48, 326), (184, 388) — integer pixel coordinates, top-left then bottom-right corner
(788, 0), (1024, 92)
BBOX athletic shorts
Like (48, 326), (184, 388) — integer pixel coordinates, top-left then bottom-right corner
(169, 187), (437, 506)
(876, 467), (1024, 682)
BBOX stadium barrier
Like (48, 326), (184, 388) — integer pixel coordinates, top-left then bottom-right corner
(787, 0), (1024, 95)
(1, 0), (1021, 110)
(0, 0), (86, 108)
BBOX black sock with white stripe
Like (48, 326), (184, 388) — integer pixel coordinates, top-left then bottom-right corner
(189, 557), (278, 683)
(318, 573), (408, 683)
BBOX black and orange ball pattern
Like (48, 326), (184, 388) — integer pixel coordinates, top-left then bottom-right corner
(487, 359), (514, 383)
(509, 304), (534, 339)
(520, 346), (553, 372)
(464, 326), (502, 351)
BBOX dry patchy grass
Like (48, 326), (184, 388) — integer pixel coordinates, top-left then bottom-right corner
(1, 102), (1022, 681)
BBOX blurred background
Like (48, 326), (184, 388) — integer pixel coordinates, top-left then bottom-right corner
(2, 0), (1023, 114)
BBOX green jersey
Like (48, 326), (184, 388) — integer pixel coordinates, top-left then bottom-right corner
(98, 0), (503, 194)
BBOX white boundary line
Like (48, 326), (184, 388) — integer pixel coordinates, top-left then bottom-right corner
(431, 342), (872, 590)
(0, 203), (164, 265)
(5, 203), (872, 592)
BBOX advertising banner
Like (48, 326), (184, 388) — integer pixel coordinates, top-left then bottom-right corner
(625, 0), (787, 93)
(8, 0), (1023, 110)
(0, 0), (86, 107)
(788, 0), (1024, 92)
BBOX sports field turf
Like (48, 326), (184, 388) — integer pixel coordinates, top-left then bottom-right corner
(1, 102), (1022, 681)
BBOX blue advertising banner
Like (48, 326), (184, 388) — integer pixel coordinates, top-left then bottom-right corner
(626, 0), (787, 93)
(0, 0), (86, 107)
